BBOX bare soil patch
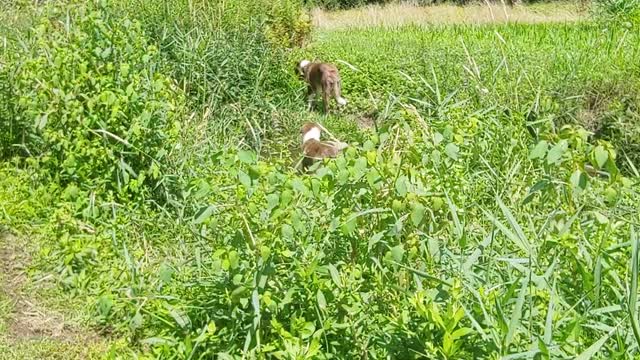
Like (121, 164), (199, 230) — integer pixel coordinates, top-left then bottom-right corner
(0, 232), (106, 357)
(355, 112), (376, 130)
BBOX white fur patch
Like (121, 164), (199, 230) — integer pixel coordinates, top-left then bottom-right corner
(299, 59), (310, 68)
(336, 97), (347, 106)
(302, 126), (321, 143)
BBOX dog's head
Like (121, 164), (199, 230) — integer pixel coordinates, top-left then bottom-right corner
(300, 122), (321, 143)
(295, 59), (310, 78)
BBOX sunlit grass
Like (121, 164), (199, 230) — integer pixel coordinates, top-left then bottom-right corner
(312, 2), (586, 29)
(0, 0), (639, 359)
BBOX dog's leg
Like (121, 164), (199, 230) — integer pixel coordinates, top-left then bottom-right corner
(306, 85), (315, 111)
(334, 80), (347, 106)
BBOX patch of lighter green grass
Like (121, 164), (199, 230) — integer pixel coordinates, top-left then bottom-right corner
(312, 1), (586, 29)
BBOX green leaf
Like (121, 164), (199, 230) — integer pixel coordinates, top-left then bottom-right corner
(317, 290), (327, 310)
(35, 113), (48, 131)
(446, 194), (464, 244)
(280, 190), (293, 206)
(543, 279), (556, 345)
(238, 170), (251, 190)
(206, 322), (216, 334)
(341, 216), (357, 235)
(450, 327), (473, 341)
(130, 311), (143, 330)
(395, 176), (408, 197)
(193, 206), (215, 224)
(629, 227), (640, 349)
(281, 224), (294, 239)
(228, 250), (239, 269)
(368, 231), (385, 251)
(443, 332), (453, 355)
(433, 132), (444, 146)
(506, 280), (527, 347)
(300, 322), (315, 339)
(266, 193), (279, 212)
(529, 179), (549, 194)
(140, 337), (175, 346)
(251, 289), (260, 316)
(328, 264), (341, 287)
(575, 329), (614, 360)
(363, 140), (375, 151)
(431, 149), (442, 166)
(411, 203), (426, 226)
(193, 181), (211, 199)
(291, 178), (308, 194)
(538, 337), (549, 357)
(390, 245), (405, 263)
(120, 63), (130, 77)
(444, 143), (459, 160)
(100, 46), (112, 59)
(354, 157), (367, 175)
(594, 145), (609, 168)
(238, 150), (255, 164)
(158, 263), (174, 284)
(483, 207), (531, 256)
(546, 140), (568, 165)
(165, 304), (190, 329)
(281, 288), (295, 307)
(593, 211), (609, 225)
(529, 140), (548, 160)
(570, 169), (588, 193)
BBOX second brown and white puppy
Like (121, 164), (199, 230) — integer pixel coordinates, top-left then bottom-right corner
(296, 60), (347, 113)
(300, 122), (348, 170)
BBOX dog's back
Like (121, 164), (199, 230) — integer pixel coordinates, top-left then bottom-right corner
(306, 63), (340, 89)
(301, 139), (343, 170)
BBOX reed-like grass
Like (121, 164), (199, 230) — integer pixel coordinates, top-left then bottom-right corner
(0, 1), (639, 359)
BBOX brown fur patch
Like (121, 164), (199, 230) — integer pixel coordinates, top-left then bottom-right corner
(300, 122), (346, 171)
(299, 62), (344, 113)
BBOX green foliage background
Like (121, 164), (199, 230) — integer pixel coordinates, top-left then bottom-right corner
(0, 0), (639, 359)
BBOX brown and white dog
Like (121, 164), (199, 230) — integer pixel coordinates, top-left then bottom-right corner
(300, 122), (348, 170)
(296, 60), (347, 113)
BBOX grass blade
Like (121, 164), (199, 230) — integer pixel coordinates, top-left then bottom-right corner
(497, 196), (532, 256)
(543, 278), (555, 345)
(574, 325), (616, 360)
(629, 226), (640, 348)
(482, 207), (531, 256)
(506, 279), (527, 347)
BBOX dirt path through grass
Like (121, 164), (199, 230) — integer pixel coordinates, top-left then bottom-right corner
(0, 232), (108, 359)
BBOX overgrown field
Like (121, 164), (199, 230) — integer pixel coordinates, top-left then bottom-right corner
(1, 0), (640, 359)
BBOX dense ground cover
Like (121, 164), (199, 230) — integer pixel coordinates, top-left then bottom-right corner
(1, 0), (640, 359)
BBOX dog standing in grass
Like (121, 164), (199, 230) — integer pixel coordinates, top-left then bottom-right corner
(296, 60), (347, 113)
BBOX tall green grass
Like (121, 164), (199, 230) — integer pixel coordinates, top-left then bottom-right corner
(107, 0), (312, 151)
(0, 1), (639, 359)
(304, 23), (640, 173)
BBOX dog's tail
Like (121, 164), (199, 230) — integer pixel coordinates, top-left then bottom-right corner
(326, 140), (349, 151)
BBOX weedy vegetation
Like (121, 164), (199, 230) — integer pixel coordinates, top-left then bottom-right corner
(1, 0), (640, 359)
